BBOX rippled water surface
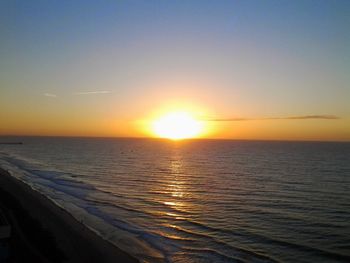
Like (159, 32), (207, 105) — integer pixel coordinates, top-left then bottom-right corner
(0, 137), (349, 262)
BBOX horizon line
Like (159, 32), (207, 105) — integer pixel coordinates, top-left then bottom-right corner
(0, 134), (349, 143)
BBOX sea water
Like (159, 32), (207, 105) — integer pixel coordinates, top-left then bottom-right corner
(0, 137), (349, 262)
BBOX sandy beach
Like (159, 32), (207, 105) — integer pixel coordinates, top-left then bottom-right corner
(0, 167), (138, 263)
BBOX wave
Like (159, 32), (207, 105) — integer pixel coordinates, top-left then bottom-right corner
(0, 152), (164, 262)
(1, 139), (349, 263)
(0, 153), (283, 263)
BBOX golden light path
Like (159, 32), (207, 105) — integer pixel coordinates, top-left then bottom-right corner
(152, 111), (203, 140)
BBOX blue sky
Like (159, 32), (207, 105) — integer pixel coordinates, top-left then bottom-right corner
(1, 0), (349, 139)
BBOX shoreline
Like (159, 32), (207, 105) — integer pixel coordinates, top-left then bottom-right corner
(0, 167), (139, 263)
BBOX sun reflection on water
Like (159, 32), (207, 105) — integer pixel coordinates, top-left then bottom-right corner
(162, 157), (188, 211)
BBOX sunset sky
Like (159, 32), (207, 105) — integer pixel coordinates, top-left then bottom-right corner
(1, 1), (349, 141)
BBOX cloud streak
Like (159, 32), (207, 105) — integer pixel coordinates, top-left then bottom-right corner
(207, 115), (340, 122)
(73, 91), (112, 95)
(281, 115), (339, 120)
(44, 93), (57, 98)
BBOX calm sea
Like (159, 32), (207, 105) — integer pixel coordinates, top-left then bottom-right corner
(0, 137), (349, 262)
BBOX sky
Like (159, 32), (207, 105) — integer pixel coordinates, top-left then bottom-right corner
(1, 0), (349, 141)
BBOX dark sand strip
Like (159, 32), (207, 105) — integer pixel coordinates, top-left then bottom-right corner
(0, 167), (138, 263)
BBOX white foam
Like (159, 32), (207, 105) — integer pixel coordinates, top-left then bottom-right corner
(0, 154), (164, 262)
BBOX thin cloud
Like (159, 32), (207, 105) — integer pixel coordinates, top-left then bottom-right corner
(207, 115), (340, 122)
(283, 115), (339, 120)
(73, 91), (112, 95)
(44, 93), (57, 98)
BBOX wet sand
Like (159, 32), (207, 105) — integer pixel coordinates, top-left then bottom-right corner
(0, 167), (138, 263)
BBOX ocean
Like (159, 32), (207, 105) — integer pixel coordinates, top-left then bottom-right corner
(0, 137), (349, 262)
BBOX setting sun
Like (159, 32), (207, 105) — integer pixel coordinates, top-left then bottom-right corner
(152, 111), (203, 140)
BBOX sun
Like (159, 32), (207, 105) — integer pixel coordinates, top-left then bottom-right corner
(152, 111), (203, 140)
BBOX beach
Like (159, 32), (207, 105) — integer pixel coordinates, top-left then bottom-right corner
(0, 167), (138, 263)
